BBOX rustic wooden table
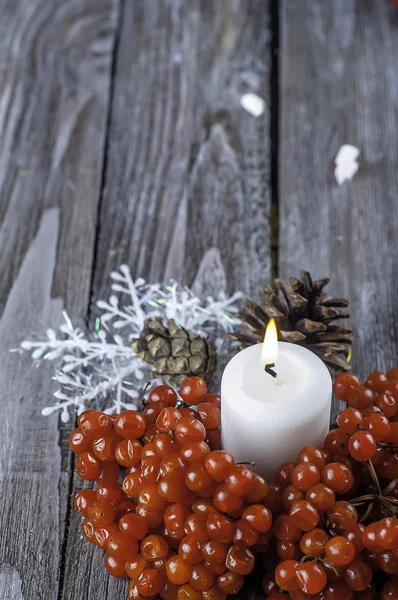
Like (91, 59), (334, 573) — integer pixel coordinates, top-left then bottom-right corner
(1, 1), (398, 598)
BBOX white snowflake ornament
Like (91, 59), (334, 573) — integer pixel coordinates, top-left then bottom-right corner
(18, 265), (242, 422)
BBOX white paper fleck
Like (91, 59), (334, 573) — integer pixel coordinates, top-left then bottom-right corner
(334, 144), (360, 185)
(240, 93), (265, 117)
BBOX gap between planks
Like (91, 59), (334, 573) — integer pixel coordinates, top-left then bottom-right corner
(56, 2), (125, 599)
(269, 0), (280, 281)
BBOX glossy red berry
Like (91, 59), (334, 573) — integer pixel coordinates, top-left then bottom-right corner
(74, 489), (97, 516)
(296, 561), (327, 594)
(274, 463), (295, 489)
(242, 505), (272, 533)
(382, 580), (398, 600)
(376, 517), (398, 550)
(363, 412), (391, 441)
(324, 428), (349, 458)
(333, 373), (361, 401)
(344, 524), (365, 553)
(273, 515), (301, 543)
(94, 523), (119, 550)
(179, 377), (207, 405)
(225, 546), (255, 575)
(197, 403), (220, 430)
(289, 500), (319, 531)
(92, 431), (121, 461)
(365, 371), (389, 393)
(95, 460), (120, 486)
(233, 519), (259, 548)
(344, 556), (372, 592)
(291, 463), (320, 492)
(156, 407), (182, 432)
(115, 439), (143, 466)
(321, 463), (354, 494)
(327, 501), (358, 530)
(87, 499), (115, 527)
(114, 411), (146, 439)
(217, 571), (244, 595)
(75, 450), (103, 480)
(375, 393), (398, 418)
(325, 536), (356, 566)
(297, 447), (326, 471)
(204, 451), (234, 481)
(225, 465), (254, 496)
(347, 386), (375, 410)
(275, 560), (299, 592)
(336, 408), (363, 434)
(79, 410), (111, 440)
(165, 555), (193, 585)
(104, 553), (127, 578)
(299, 528), (329, 557)
(180, 441), (210, 464)
(107, 531), (138, 561)
(348, 431), (377, 461)
(137, 568), (165, 596)
(201, 394), (221, 409)
(148, 385), (178, 407)
(141, 535), (169, 561)
(119, 512), (148, 540)
(175, 418), (206, 445)
(96, 484), (125, 506)
(305, 483), (335, 513)
(69, 427), (91, 454)
(206, 512), (235, 543)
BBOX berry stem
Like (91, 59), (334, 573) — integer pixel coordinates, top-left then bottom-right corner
(350, 493), (377, 505)
(379, 497), (398, 517)
(384, 495), (398, 506)
(383, 477), (398, 496)
(366, 459), (382, 496)
(320, 559), (340, 578)
(300, 554), (318, 563)
(141, 381), (152, 405)
(359, 501), (375, 524)
(377, 442), (398, 449)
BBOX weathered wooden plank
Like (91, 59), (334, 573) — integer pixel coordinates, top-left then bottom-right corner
(62, 1), (271, 599)
(91, 0), (271, 302)
(279, 0), (398, 419)
(0, 1), (117, 598)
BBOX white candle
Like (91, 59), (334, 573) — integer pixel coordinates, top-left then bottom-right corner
(221, 324), (332, 480)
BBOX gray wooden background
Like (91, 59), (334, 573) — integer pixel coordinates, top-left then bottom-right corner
(1, 1), (397, 599)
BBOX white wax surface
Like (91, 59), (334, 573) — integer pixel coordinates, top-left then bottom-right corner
(221, 342), (332, 479)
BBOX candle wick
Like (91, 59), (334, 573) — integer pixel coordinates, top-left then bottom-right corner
(264, 362), (277, 378)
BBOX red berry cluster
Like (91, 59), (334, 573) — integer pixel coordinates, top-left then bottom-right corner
(69, 377), (272, 600)
(262, 368), (398, 600)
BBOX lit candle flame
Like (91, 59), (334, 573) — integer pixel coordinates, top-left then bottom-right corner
(261, 318), (278, 367)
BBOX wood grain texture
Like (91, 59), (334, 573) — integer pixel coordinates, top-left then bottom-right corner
(279, 0), (398, 418)
(0, 0), (117, 320)
(61, 2), (271, 599)
(9, 1), (398, 598)
(0, 210), (63, 600)
(0, 1), (118, 598)
(91, 0), (271, 303)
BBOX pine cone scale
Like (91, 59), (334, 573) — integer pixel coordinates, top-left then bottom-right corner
(311, 305), (350, 322)
(279, 330), (306, 343)
(322, 298), (350, 307)
(295, 319), (327, 335)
